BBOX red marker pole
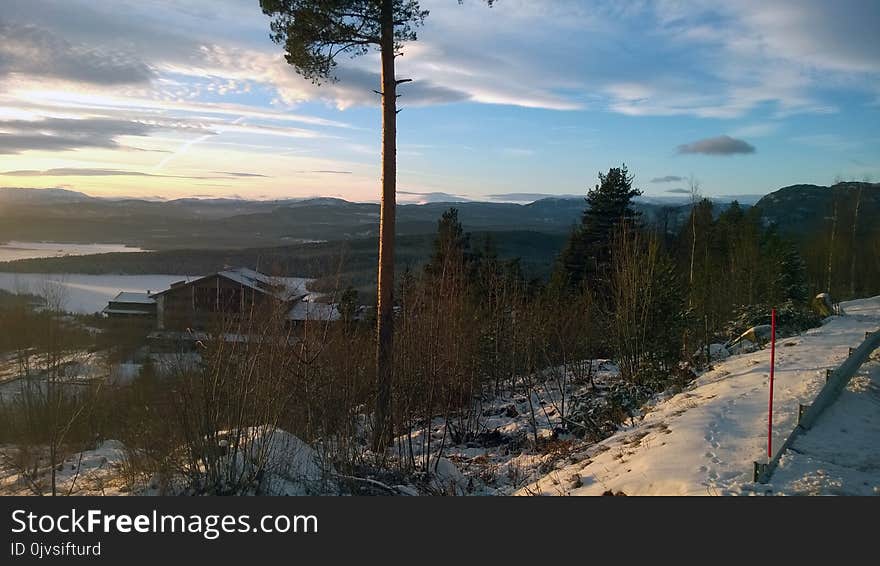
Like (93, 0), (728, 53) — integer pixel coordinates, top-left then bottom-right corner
(767, 308), (777, 459)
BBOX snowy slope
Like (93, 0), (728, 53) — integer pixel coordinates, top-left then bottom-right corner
(517, 296), (880, 496)
(768, 358), (880, 495)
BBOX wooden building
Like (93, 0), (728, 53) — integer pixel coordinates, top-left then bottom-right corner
(103, 268), (340, 341)
(102, 292), (156, 320)
(153, 268), (300, 331)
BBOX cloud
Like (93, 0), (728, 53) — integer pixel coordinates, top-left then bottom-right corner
(729, 123), (780, 138)
(3, 0), (878, 123)
(0, 117), (157, 154)
(488, 193), (582, 203)
(398, 190), (470, 203)
(0, 23), (153, 85)
(2, 168), (160, 177)
(790, 134), (860, 151)
(0, 167), (226, 179)
(724, 0), (880, 74)
(308, 170), (352, 175)
(677, 135), (756, 156)
(1, 0), (581, 112)
(650, 175), (684, 183)
(213, 171), (269, 178)
(665, 188), (691, 194)
(600, 0), (880, 118)
(194, 46), (472, 110)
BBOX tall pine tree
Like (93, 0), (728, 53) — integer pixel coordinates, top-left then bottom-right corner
(558, 164), (642, 289)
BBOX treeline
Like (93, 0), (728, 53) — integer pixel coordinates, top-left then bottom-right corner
(801, 183), (879, 301)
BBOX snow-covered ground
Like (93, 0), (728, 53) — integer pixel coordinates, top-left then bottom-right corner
(0, 241), (147, 263)
(0, 439), (130, 496)
(0, 350), (106, 402)
(768, 357), (880, 495)
(0, 429), (333, 496)
(517, 296), (880, 496)
(386, 361), (625, 495)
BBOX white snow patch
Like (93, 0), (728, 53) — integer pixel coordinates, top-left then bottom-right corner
(767, 358), (880, 495)
(518, 296), (880, 496)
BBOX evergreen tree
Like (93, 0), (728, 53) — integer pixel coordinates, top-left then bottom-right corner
(644, 253), (688, 374)
(762, 229), (808, 305)
(338, 285), (359, 326)
(425, 208), (472, 278)
(557, 164), (642, 289)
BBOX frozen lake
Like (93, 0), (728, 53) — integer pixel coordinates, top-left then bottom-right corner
(0, 273), (197, 313)
(0, 273), (312, 314)
(0, 241), (147, 263)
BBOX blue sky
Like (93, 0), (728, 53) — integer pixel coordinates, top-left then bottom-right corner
(0, 0), (878, 202)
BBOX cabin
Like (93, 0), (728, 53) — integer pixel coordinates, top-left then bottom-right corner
(149, 267), (339, 331)
(102, 267), (341, 356)
(103, 292), (157, 320)
(155, 268), (285, 330)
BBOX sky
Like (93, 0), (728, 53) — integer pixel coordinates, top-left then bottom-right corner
(0, 0), (878, 203)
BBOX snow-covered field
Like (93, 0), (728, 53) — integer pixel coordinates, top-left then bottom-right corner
(0, 439), (131, 497)
(0, 241), (146, 263)
(0, 430), (333, 496)
(517, 296), (880, 496)
(0, 273), (312, 313)
(769, 358), (880, 495)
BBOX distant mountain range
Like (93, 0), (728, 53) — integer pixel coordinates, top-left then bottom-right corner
(0, 183), (874, 251)
(0, 187), (94, 204)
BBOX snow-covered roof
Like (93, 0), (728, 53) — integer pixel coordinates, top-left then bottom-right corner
(153, 268), (307, 300)
(218, 268), (310, 300)
(287, 298), (340, 322)
(217, 267), (276, 292)
(110, 292), (155, 304)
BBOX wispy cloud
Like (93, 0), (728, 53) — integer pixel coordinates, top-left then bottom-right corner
(213, 171), (269, 178)
(729, 123), (780, 138)
(790, 134), (860, 151)
(487, 193), (582, 202)
(0, 22), (153, 86)
(0, 167), (230, 180)
(0, 117), (157, 154)
(398, 190), (470, 203)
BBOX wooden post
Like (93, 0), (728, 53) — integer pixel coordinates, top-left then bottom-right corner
(798, 404), (810, 426)
(767, 308), (777, 459)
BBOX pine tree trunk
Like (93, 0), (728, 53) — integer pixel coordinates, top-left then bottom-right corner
(373, 0), (397, 453)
